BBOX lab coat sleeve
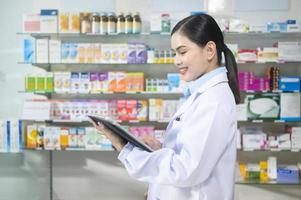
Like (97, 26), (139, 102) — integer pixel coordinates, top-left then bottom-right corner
(118, 102), (235, 187)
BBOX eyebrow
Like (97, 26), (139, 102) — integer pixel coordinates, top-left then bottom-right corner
(173, 45), (186, 51)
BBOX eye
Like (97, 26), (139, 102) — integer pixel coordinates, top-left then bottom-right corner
(179, 50), (187, 55)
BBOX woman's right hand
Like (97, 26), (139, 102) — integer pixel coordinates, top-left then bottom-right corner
(91, 121), (126, 152)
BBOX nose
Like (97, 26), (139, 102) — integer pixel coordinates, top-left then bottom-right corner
(174, 54), (182, 66)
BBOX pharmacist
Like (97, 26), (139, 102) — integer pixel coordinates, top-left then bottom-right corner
(93, 13), (239, 200)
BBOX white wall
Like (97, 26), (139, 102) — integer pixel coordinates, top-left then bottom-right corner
(0, 0), (301, 200)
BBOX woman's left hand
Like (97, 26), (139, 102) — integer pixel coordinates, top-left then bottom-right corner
(139, 135), (162, 151)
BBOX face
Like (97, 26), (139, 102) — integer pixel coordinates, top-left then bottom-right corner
(171, 31), (217, 82)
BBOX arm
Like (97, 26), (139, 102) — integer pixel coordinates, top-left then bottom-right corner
(118, 102), (236, 187)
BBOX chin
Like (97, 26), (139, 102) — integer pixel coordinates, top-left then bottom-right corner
(180, 75), (193, 82)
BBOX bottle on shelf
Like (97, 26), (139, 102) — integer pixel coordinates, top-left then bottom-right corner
(161, 13), (171, 33)
(133, 12), (142, 34)
(125, 12), (133, 34)
(107, 12), (117, 35)
(91, 12), (100, 34)
(80, 12), (91, 34)
(117, 12), (125, 34)
(100, 12), (108, 35)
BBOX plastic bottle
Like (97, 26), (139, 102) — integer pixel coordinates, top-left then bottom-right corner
(117, 12), (125, 34)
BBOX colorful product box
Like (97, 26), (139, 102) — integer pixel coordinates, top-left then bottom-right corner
(25, 74), (36, 92)
(108, 72), (117, 92)
(99, 72), (109, 92)
(23, 13), (40, 33)
(90, 72), (99, 93)
(69, 43), (78, 63)
(238, 49), (257, 63)
(40, 9), (58, 33)
(77, 128), (85, 148)
(246, 94), (280, 120)
(101, 44), (111, 63)
(44, 127), (54, 150)
(80, 72), (90, 93)
(68, 128), (78, 148)
(137, 100), (148, 121)
(27, 125), (37, 149)
(127, 43), (136, 64)
(24, 39), (35, 63)
(59, 12), (69, 33)
(117, 100), (127, 121)
(279, 76), (300, 92)
(115, 71), (126, 92)
(69, 12), (80, 33)
(126, 100), (137, 121)
(136, 43), (147, 64)
(94, 43), (102, 63)
(71, 72), (80, 93)
(61, 43), (70, 63)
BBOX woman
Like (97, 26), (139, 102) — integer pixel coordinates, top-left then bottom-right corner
(93, 13), (240, 200)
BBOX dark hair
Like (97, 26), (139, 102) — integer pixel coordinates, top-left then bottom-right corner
(171, 14), (241, 104)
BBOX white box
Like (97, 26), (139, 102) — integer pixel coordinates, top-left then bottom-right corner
(9, 119), (22, 153)
(277, 133), (291, 150)
(242, 133), (267, 150)
(0, 120), (8, 152)
(49, 40), (61, 63)
(71, 72), (80, 93)
(40, 9), (58, 33)
(36, 39), (49, 63)
(236, 104), (247, 121)
(150, 13), (162, 33)
(278, 42), (301, 62)
(249, 23), (268, 33)
(237, 129), (242, 149)
(257, 47), (279, 63)
(268, 156), (277, 179)
(280, 93), (301, 120)
(287, 24), (301, 32)
(44, 127), (54, 150)
(101, 44), (111, 64)
(22, 100), (51, 120)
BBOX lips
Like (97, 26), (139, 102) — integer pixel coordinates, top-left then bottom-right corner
(178, 67), (188, 75)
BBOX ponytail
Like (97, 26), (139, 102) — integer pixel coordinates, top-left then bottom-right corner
(223, 45), (241, 104)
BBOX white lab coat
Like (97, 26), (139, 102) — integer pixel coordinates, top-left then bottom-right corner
(118, 72), (237, 200)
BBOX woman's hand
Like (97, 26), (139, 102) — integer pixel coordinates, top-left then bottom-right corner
(91, 121), (126, 152)
(139, 135), (162, 151)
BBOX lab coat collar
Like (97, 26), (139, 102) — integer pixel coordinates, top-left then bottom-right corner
(172, 73), (228, 121)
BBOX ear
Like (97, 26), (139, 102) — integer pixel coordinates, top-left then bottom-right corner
(205, 41), (216, 62)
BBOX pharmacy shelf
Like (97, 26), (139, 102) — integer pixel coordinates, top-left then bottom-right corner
(235, 179), (301, 185)
(20, 91), (183, 99)
(22, 119), (169, 126)
(237, 149), (301, 153)
(24, 147), (114, 152)
(238, 119), (301, 123)
(17, 31), (301, 38)
(241, 90), (301, 94)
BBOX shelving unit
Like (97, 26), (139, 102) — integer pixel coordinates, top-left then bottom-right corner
(18, 30), (301, 200)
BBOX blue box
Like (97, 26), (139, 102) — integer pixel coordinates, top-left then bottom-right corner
(24, 39), (35, 63)
(277, 167), (299, 184)
(279, 76), (301, 92)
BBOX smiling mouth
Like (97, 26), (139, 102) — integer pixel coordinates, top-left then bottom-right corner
(178, 67), (188, 74)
